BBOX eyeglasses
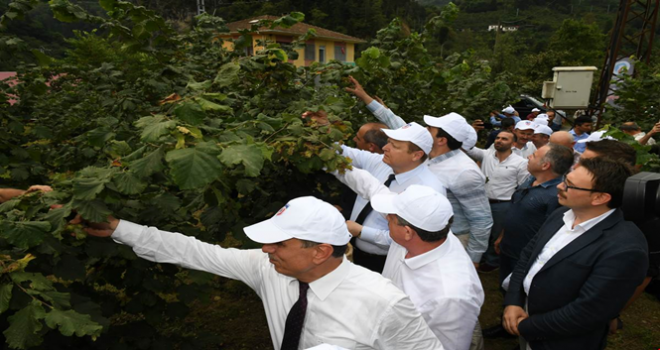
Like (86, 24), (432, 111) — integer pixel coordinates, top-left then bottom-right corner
(560, 175), (601, 192)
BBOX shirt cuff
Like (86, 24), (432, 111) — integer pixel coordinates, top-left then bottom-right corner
(366, 100), (383, 113)
(359, 226), (381, 244)
(111, 219), (143, 246)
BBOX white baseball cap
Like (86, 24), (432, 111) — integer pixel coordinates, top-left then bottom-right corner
(534, 125), (553, 136)
(515, 120), (537, 131)
(531, 108), (541, 112)
(371, 185), (453, 232)
(502, 106), (516, 114)
(532, 116), (549, 126)
(461, 124), (478, 151)
(243, 196), (352, 245)
(423, 112), (470, 143)
(576, 130), (616, 143)
(382, 122), (433, 155)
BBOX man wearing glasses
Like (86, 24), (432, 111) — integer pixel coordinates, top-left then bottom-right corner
(502, 157), (648, 350)
(483, 143), (573, 339)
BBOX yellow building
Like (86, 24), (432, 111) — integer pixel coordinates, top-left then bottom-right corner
(222, 15), (366, 67)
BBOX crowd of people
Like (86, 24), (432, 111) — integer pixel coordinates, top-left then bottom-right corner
(4, 77), (660, 350)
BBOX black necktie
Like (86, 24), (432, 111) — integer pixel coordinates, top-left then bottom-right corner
(281, 281), (310, 350)
(355, 174), (396, 225)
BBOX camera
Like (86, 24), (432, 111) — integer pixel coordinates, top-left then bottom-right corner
(622, 172), (660, 222)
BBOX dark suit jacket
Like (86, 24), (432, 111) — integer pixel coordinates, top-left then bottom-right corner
(504, 207), (648, 350)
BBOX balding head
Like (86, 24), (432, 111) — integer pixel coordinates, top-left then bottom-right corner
(549, 131), (574, 149)
(354, 122), (388, 154)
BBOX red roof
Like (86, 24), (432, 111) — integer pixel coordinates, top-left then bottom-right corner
(225, 15), (366, 44)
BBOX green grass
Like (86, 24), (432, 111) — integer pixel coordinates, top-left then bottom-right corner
(188, 271), (660, 349)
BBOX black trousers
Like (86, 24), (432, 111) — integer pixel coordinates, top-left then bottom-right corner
(352, 245), (387, 273)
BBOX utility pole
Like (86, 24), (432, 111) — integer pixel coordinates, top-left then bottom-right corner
(591, 0), (660, 127)
(196, 0), (205, 15)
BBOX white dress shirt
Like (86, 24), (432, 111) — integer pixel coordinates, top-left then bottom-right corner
(467, 147), (529, 200)
(382, 233), (484, 350)
(634, 131), (656, 145)
(112, 220), (444, 350)
(523, 209), (616, 295)
(340, 145), (446, 254)
(334, 166), (446, 248)
(427, 150), (493, 263)
(513, 141), (537, 159)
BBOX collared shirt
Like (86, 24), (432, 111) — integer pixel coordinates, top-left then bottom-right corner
(634, 131), (657, 145)
(500, 176), (562, 259)
(427, 150), (493, 262)
(466, 147), (529, 200)
(490, 114), (522, 127)
(334, 153), (446, 251)
(382, 233), (484, 350)
(112, 220), (444, 350)
(523, 209), (616, 295)
(512, 141), (537, 159)
(569, 129), (590, 153)
(365, 101), (493, 262)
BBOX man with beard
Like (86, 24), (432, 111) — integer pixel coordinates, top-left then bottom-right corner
(467, 131), (529, 272)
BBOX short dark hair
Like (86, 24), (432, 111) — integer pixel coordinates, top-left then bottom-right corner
(574, 116), (593, 126)
(498, 130), (517, 142)
(435, 128), (463, 150)
(300, 240), (348, 258)
(363, 128), (388, 149)
(395, 215), (453, 242)
(542, 143), (574, 176)
(501, 118), (516, 129)
(585, 140), (636, 167)
(407, 142), (428, 163)
(578, 157), (633, 208)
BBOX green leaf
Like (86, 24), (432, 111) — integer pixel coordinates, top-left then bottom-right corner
(214, 62), (240, 88)
(31, 50), (54, 67)
(3, 302), (45, 349)
(73, 178), (107, 200)
(165, 145), (223, 190)
(11, 272), (54, 291)
(88, 127), (117, 148)
(218, 144), (264, 177)
(43, 206), (71, 236)
(194, 97), (232, 113)
(73, 200), (111, 223)
(99, 0), (115, 10)
(187, 80), (212, 91)
(174, 102), (206, 126)
(40, 291), (71, 309)
(0, 284), (12, 314)
(130, 147), (164, 177)
(141, 119), (176, 142)
(45, 309), (103, 338)
(0, 221), (51, 249)
(112, 172), (147, 195)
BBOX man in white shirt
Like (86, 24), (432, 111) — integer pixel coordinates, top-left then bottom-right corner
(372, 185), (485, 350)
(340, 122), (446, 272)
(467, 130), (529, 272)
(513, 120), (537, 159)
(80, 196), (444, 350)
(344, 77), (492, 268)
(620, 121), (658, 145)
(502, 157), (648, 350)
(332, 168), (484, 350)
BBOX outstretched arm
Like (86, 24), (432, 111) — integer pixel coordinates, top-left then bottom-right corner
(83, 217), (265, 292)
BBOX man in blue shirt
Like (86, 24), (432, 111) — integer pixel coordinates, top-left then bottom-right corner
(490, 106), (521, 127)
(569, 115), (593, 153)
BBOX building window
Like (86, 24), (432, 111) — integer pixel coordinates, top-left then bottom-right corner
(305, 43), (315, 61)
(318, 45), (326, 63)
(334, 42), (346, 62)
